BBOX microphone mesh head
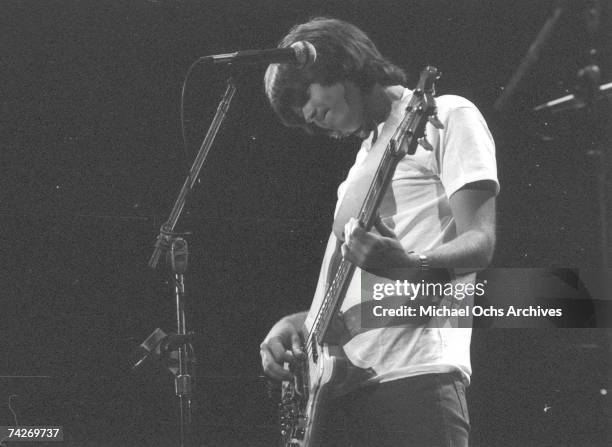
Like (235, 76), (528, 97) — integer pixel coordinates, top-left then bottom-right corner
(290, 41), (316, 68)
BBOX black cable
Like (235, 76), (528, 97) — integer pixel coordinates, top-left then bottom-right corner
(179, 58), (206, 171)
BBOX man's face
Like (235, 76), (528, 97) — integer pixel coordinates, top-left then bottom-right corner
(299, 82), (364, 135)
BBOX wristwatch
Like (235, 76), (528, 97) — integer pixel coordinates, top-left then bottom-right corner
(417, 253), (429, 273)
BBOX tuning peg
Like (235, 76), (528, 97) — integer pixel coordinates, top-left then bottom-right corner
(428, 114), (444, 129)
(418, 136), (434, 151)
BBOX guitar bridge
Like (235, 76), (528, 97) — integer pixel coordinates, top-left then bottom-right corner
(279, 363), (308, 446)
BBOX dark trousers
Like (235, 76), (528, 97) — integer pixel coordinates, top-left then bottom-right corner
(320, 372), (470, 447)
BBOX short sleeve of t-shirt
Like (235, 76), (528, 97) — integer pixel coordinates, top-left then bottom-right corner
(436, 97), (499, 198)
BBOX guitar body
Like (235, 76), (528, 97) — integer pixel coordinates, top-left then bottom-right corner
(280, 343), (349, 447)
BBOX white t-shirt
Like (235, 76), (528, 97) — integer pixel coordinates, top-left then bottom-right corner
(304, 90), (499, 386)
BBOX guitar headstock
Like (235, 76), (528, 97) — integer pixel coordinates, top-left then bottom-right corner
(331, 66), (444, 240)
(417, 65), (440, 95)
(392, 65), (442, 156)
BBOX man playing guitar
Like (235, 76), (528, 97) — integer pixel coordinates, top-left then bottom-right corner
(260, 17), (498, 447)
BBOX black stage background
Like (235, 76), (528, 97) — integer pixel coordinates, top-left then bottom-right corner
(2, 0), (611, 445)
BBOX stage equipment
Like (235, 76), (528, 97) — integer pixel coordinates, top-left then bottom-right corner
(198, 41), (316, 68)
(530, 0), (611, 305)
(143, 43), (275, 445)
(495, 0), (610, 303)
(495, 4), (611, 432)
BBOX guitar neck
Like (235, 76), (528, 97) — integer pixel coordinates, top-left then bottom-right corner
(311, 151), (403, 345)
(313, 258), (355, 344)
(308, 66), (441, 348)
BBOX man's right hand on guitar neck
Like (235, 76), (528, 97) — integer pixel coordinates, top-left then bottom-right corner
(260, 311), (308, 380)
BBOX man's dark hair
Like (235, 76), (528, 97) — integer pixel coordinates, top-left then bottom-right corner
(264, 17), (407, 136)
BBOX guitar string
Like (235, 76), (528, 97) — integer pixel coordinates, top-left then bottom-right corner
(307, 162), (387, 352)
(304, 121), (412, 358)
(304, 152), (394, 360)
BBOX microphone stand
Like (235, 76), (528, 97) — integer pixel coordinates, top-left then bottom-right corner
(169, 237), (193, 447)
(531, 0), (610, 302)
(148, 76), (238, 447)
(529, 5), (611, 434)
(495, 0), (610, 298)
(149, 77), (237, 269)
(494, 0), (567, 112)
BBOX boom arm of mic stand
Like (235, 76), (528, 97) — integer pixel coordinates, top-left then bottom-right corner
(494, 3), (566, 112)
(149, 78), (238, 268)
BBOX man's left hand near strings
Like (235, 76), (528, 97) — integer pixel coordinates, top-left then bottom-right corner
(341, 216), (418, 273)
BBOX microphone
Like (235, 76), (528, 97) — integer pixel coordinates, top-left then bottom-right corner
(200, 41), (316, 68)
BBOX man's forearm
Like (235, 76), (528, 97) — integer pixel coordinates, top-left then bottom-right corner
(423, 229), (495, 270)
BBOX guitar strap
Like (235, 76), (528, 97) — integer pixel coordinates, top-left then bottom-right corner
(336, 267), (454, 345)
(337, 296), (431, 344)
